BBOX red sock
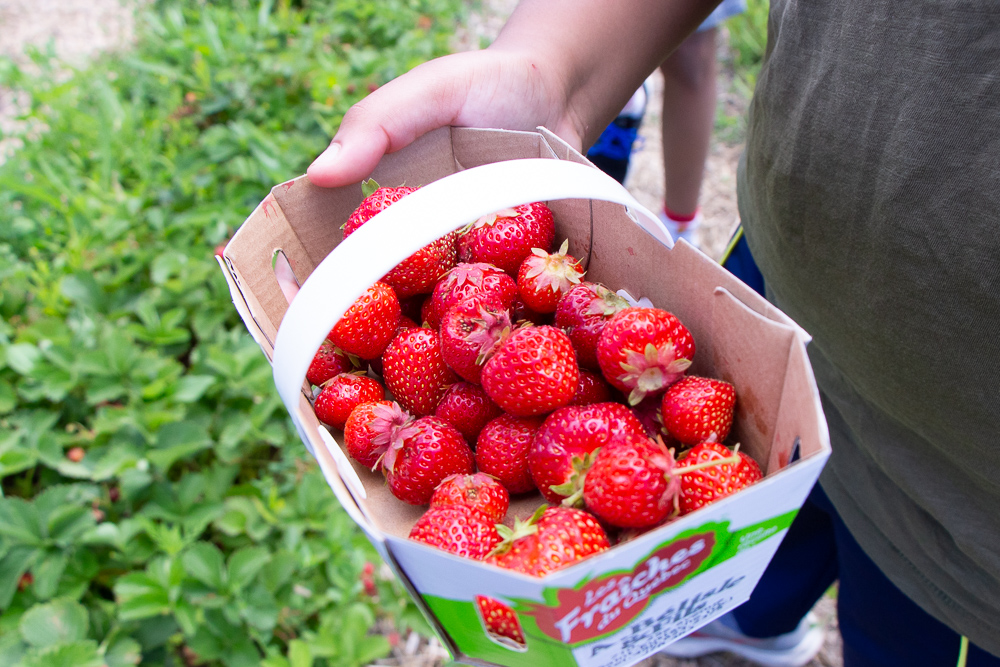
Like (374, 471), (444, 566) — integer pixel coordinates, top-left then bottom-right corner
(663, 205), (698, 223)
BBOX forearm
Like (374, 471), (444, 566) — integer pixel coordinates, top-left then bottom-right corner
(491, 0), (722, 146)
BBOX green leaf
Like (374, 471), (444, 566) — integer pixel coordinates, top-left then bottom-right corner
(182, 542), (226, 590)
(4, 343), (41, 374)
(288, 639), (311, 667)
(0, 497), (43, 545)
(102, 637), (142, 667)
(0, 546), (39, 608)
(19, 598), (89, 647)
(227, 546), (270, 592)
(173, 374), (216, 402)
(21, 640), (103, 667)
(114, 573), (171, 621)
(31, 552), (69, 600)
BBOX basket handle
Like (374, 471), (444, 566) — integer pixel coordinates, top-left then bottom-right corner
(272, 157), (670, 416)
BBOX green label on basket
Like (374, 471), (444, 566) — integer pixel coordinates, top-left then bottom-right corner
(424, 510), (797, 667)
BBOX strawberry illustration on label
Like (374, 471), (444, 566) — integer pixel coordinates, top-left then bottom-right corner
(531, 532), (715, 644)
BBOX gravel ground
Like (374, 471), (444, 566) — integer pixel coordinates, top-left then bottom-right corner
(0, 1), (842, 665)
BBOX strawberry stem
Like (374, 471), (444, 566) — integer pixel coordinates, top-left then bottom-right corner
(673, 454), (741, 476)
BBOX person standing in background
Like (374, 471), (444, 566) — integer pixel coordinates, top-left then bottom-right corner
(586, 0), (746, 244)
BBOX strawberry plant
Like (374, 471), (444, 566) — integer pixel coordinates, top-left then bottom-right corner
(0, 0), (467, 665)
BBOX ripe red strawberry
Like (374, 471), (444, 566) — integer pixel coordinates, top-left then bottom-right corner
(329, 281), (401, 360)
(429, 472), (510, 524)
(475, 414), (543, 495)
(343, 400), (411, 470)
(313, 374), (385, 430)
(439, 300), (513, 384)
(582, 432), (681, 529)
(307, 339), (358, 387)
(343, 180), (456, 299)
(528, 402), (646, 504)
(409, 505), (501, 559)
(568, 368), (614, 406)
(661, 375), (736, 445)
(381, 327), (457, 416)
(383, 416), (474, 505)
(426, 263), (517, 329)
(458, 202), (556, 276)
(596, 307), (695, 405)
(433, 382), (502, 442)
(676, 442), (763, 514)
(555, 282), (630, 369)
(343, 180), (418, 234)
(480, 325), (580, 417)
(476, 596), (526, 647)
(485, 505), (610, 577)
(516, 240), (585, 314)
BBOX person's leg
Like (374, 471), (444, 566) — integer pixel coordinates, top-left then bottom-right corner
(813, 485), (1000, 667)
(658, 27), (718, 241)
(731, 484), (839, 638)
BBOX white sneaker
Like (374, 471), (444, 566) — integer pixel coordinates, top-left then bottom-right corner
(659, 611), (825, 667)
(659, 209), (702, 245)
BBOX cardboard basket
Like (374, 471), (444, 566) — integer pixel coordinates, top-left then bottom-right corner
(219, 127), (831, 667)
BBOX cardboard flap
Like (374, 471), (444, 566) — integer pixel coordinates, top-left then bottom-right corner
(708, 287), (798, 473)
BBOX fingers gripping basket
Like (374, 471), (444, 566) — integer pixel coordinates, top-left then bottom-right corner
(219, 127), (830, 667)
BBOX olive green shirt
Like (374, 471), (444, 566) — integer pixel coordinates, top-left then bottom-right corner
(738, 0), (1000, 654)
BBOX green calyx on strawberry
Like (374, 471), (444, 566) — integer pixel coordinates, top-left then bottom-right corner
(596, 307), (696, 406)
(488, 506), (545, 559)
(618, 342), (693, 406)
(485, 505), (610, 577)
(550, 451), (598, 509)
(516, 239), (585, 313)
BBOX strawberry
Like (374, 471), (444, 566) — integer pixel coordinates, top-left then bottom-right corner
(516, 240), (585, 314)
(383, 416), (474, 505)
(555, 282), (630, 369)
(486, 505), (610, 577)
(433, 382), (502, 442)
(307, 339), (358, 387)
(343, 180), (418, 235)
(568, 368), (614, 406)
(381, 327), (457, 416)
(676, 442), (762, 514)
(475, 414), (543, 495)
(426, 263), (517, 329)
(329, 281), (401, 360)
(409, 505), (501, 559)
(458, 202), (556, 276)
(596, 307), (695, 405)
(476, 596), (526, 647)
(480, 325), (580, 417)
(582, 432), (681, 529)
(429, 472), (510, 524)
(343, 180), (456, 298)
(439, 300), (513, 384)
(343, 400), (411, 470)
(661, 375), (736, 446)
(528, 402), (646, 504)
(313, 373), (385, 430)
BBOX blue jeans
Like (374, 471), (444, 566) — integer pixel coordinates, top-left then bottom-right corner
(732, 483), (1000, 667)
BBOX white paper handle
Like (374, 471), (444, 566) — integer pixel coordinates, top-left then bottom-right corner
(272, 158), (670, 416)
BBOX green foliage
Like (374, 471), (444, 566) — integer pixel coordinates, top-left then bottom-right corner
(716, 0), (769, 143)
(0, 0), (463, 664)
